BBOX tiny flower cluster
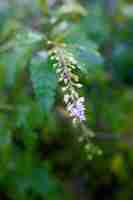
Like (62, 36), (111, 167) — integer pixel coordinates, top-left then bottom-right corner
(78, 124), (102, 160)
(49, 47), (86, 124)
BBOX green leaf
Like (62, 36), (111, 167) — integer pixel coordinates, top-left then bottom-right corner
(6, 154), (63, 200)
(15, 30), (43, 48)
(0, 19), (19, 43)
(112, 44), (133, 82)
(30, 54), (57, 113)
(66, 44), (104, 75)
(0, 30), (43, 86)
(0, 49), (31, 86)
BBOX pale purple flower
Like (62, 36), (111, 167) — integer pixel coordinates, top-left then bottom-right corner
(63, 70), (69, 84)
(69, 97), (86, 122)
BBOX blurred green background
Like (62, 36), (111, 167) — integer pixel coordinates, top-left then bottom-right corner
(0, 0), (133, 199)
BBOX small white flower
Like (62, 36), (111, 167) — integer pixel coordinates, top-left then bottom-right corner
(75, 83), (83, 88)
(79, 97), (85, 102)
(62, 87), (68, 92)
(53, 63), (58, 68)
(56, 68), (62, 73)
(69, 64), (76, 69)
(64, 94), (70, 103)
(50, 56), (55, 60)
(69, 57), (77, 65)
(58, 77), (63, 82)
(67, 103), (73, 111)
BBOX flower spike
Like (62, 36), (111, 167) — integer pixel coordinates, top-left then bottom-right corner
(49, 46), (86, 125)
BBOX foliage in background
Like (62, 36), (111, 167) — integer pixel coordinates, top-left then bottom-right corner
(0, 0), (133, 199)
